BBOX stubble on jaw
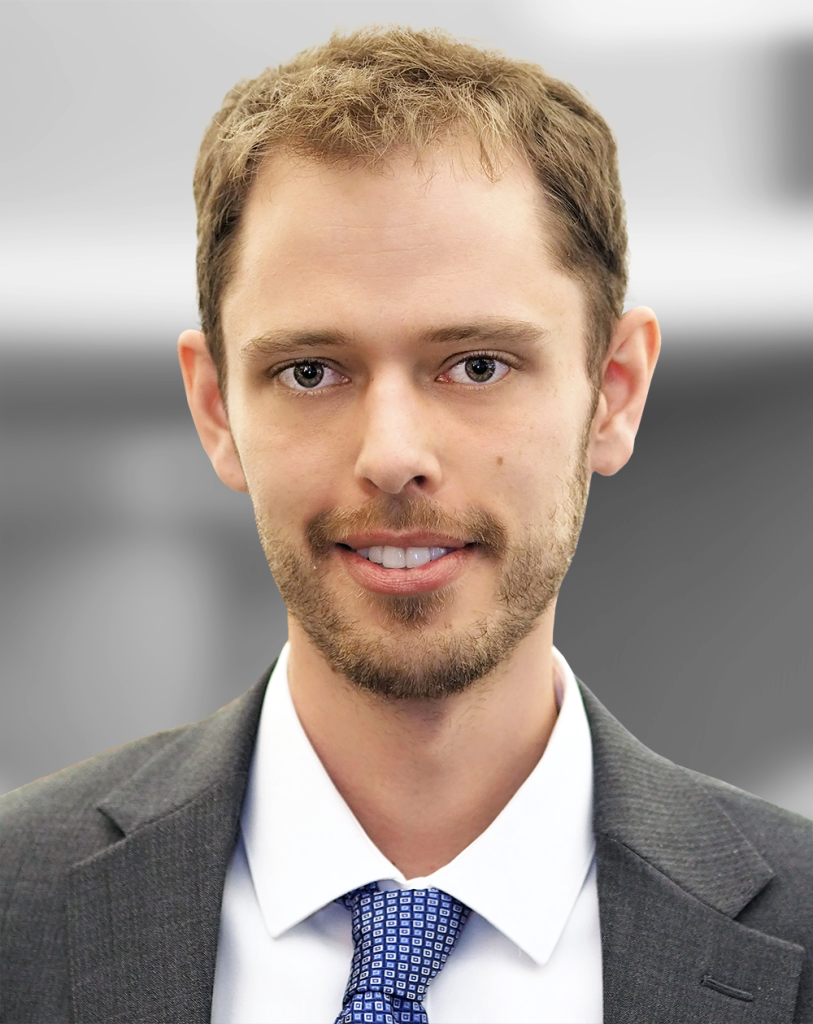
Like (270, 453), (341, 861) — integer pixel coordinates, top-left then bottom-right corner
(252, 428), (591, 702)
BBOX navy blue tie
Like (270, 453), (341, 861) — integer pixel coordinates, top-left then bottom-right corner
(334, 884), (471, 1024)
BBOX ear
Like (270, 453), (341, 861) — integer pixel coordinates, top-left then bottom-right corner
(177, 329), (248, 493)
(588, 307), (661, 476)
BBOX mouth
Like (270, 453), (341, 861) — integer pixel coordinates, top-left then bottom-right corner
(334, 539), (474, 595)
(339, 543), (463, 569)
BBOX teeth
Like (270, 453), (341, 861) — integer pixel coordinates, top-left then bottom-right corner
(354, 545), (455, 568)
(406, 547), (432, 568)
(382, 546), (406, 568)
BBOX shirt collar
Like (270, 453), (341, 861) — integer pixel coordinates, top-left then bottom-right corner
(241, 643), (594, 967)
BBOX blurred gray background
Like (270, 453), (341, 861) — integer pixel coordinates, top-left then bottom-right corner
(1, 1), (811, 814)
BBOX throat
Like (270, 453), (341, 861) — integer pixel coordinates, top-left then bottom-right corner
(304, 690), (557, 880)
(285, 617), (560, 879)
(338, 741), (545, 880)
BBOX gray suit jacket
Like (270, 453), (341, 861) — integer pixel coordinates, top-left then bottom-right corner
(1, 669), (811, 1023)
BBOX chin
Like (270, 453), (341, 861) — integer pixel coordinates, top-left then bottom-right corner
(297, 595), (546, 702)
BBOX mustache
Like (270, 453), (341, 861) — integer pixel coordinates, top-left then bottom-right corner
(306, 497), (508, 558)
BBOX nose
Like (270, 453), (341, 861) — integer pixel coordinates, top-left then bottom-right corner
(354, 375), (443, 496)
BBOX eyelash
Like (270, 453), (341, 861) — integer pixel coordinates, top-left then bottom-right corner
(271, 360), (348, 393)
(271, 351), (515, 393)
(439, 351), (514, 385)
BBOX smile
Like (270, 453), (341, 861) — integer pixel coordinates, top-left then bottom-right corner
(335, 541), (472, 595)
(355, 546), (455, 569)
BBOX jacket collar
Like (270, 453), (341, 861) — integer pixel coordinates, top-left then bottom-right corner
(67, 667), (272, 1024)
(67, 669), (803, 1024)
(99, 666), (271, 836)
(579, 681), (804, 1023)
(579, 680), (773, 916)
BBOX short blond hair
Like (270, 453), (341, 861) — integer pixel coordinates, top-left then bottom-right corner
(193, 26), (627, 389)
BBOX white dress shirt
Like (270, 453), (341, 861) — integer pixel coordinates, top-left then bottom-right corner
(212, 644), (602, 1024)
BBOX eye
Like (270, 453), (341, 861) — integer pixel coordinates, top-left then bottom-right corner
(441, 355), (511, 386)
(277, 361), (345, 392)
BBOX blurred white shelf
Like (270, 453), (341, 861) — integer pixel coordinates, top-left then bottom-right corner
(2, 210), (810, 354)
(626, 208), (813, 346)
(525, 0), (813, 42)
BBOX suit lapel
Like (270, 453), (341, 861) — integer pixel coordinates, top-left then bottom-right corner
(580, 682), (805, 1024)
(65, 664), (805, 1022)
(67, 667), (272, 1024)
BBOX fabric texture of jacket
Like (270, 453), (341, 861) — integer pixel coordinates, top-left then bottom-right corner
(1, 666), (811, 1023)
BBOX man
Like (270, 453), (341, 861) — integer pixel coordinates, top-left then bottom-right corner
(1, 25), (811, 1024)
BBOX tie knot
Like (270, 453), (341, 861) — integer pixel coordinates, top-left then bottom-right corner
(338, 885), (471, 1008)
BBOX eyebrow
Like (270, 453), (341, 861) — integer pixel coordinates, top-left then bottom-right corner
(239, 318), (550, 359)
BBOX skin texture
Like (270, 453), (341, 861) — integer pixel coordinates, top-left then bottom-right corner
(179, 143), (660, 878)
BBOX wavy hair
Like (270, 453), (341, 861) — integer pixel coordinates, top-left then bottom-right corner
(193, 26), (628, 390)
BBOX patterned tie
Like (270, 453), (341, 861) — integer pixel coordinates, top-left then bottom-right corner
(334, 884), (471, 1024)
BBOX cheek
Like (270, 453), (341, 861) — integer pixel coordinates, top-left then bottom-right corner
(235, 417), (349, 528)
(489, 415), (583, 511)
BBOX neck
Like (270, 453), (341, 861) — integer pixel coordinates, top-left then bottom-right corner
(286, 616), (559, 880)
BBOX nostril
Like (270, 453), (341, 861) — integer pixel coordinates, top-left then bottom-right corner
(413, 475), (427, 486)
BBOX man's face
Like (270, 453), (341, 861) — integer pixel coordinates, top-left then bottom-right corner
(219, 143), (598, 699)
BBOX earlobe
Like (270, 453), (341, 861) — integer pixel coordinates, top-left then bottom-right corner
(588, 307), (661, 477)
(177, 329), (248, 493)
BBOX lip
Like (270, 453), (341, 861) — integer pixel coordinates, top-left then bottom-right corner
(337, 533), (468, 551)
(337, 544), (473, 595)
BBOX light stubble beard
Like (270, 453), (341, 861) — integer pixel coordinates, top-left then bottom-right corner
(254, 435), (591, 702)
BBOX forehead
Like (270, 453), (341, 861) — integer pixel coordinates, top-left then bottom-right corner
(239, 143), (546, 262)
(221, 142), (584, 347)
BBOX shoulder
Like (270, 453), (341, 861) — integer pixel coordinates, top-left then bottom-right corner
(0, 725), (192, 876)
(0, 665), (272, 878)
(0, 674), (270, 1019)
(0, 725), (199, 1020)
(683, 766), (813, 1024)
(579, 679), (813, 941)
(580, 677), (813, 863)
(691, 767), (813, 853)
(687, 767), (813, 906)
